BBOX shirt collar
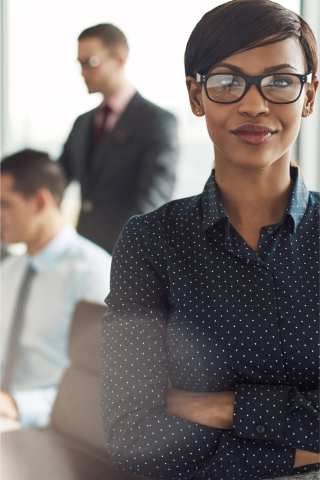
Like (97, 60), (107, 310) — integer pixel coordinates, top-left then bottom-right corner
(201, 166), (310, 233)
(27, 224), (77, 272)
(283, 166), (310, 233)
(202, 170), (228, 230)
(101, 83), (136, 115)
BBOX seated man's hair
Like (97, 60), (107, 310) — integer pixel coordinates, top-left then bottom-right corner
(1, 149), (67, 206)
(78, 23), (129, 52)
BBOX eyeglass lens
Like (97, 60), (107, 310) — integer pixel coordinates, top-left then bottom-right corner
(206, 74), (302, 103)
(78, 56), (101, 68)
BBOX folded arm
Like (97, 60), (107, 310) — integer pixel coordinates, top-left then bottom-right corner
(165, 387), (320, 469)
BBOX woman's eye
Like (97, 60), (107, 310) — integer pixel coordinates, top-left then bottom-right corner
(207, 75), (244, 89)
(220, 76), (240, 86)
(274, 79), (289, 86)
(220, 78), (233, 85)
(263, 76), (292, 87)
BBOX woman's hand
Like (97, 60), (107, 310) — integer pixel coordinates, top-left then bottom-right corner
(294, 449), (320, 468)
(165, 388), (235, 429)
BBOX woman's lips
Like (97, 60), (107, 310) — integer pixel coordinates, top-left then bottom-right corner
(236, 133), (273, 145)
(232, 124), (276, 145)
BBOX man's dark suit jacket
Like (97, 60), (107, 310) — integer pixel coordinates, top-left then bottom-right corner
(59, 92), (178, 254)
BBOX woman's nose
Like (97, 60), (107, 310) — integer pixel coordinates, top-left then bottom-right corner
(237, 84), (269, 116)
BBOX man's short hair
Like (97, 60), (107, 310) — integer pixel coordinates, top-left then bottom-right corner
(1, 149), (67, 206)
(78, 23), (129, 52)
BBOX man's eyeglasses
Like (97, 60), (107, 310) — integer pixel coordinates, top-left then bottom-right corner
(196, 72), (313, 105)
(78, 56), (102, 69)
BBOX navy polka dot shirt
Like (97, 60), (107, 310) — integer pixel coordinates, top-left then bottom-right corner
(101, 167), (319, 480)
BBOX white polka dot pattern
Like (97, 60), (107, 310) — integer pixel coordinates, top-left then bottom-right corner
(101, 167), (319, 480)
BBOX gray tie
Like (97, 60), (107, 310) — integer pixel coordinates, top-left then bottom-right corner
(1, 264), (37, 392)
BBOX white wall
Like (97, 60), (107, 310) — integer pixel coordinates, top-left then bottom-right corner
(1, 0), (303, 201)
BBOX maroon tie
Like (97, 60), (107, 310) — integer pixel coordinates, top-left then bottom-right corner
(94, 104), (111, 147)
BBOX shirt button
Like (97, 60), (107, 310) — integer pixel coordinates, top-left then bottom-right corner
(267, 228), (273, 234)
(256, 424), (266, 434)
(82, 200), (94, 213)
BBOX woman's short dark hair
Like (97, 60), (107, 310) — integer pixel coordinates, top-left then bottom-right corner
(1, 149), (67, 206)
(78, 24), (129, 52)
(185, 0), (318, 77)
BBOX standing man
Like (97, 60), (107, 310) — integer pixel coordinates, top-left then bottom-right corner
(1, 149), (111, 427)
(59, 24), (179, 255)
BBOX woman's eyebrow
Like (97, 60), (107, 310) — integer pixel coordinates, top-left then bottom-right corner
(211, 63), (244, 73)
(211, 63), (298, 74)
(263, 63), (298, 73)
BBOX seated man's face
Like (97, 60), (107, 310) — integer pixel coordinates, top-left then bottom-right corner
(0, 174), (38, 245)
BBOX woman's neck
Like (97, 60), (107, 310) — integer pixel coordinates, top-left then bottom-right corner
(214, 155), (293, 251)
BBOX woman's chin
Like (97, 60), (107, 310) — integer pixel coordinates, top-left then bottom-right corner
(217, 155), (277, 171)
(233, 160), (273, 170)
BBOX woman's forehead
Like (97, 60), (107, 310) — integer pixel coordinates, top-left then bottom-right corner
(210, 38), (306, 75)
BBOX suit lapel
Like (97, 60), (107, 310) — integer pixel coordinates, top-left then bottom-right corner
(73, 109), (96, 179)
(90, 93), (144, 184)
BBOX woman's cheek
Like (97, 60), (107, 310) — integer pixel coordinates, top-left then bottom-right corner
(274, 102), (303, 144)
(204, 106), (231, 146)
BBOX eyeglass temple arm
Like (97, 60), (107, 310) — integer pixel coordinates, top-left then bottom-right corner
(306, 73), (313, 83)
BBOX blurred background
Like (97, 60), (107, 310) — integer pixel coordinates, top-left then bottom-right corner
(1, 0), (319, 225)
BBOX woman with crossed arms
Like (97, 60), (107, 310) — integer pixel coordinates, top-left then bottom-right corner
(101, 1), (320, 478)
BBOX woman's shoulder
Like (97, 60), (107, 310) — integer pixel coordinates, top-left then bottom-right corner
(117, 194), (203, 250)
(132, 193), (203, 227)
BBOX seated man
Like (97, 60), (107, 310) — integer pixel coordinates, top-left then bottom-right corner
(0, 149), (111, 427)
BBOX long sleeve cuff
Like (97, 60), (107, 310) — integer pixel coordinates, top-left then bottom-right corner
(204, 430), (295, 479)
(242, 437), (295, 479)
(233, 384), (319, 451)
(12, 386), (57, 427)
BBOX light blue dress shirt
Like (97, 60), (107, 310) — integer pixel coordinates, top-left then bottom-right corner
(1, 224), (111, 427)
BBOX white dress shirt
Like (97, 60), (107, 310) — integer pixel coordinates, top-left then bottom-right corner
(1, 224), (111, 426)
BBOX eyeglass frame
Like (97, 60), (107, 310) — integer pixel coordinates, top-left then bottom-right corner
(77, 53), (114, 69)
(196, 72), (313, 105)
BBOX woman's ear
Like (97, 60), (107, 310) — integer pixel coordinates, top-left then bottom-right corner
(302, 75), (319, 117)
(186, 76), (205, 117)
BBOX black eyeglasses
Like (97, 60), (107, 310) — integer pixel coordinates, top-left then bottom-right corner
(196, 72), (313, 105)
